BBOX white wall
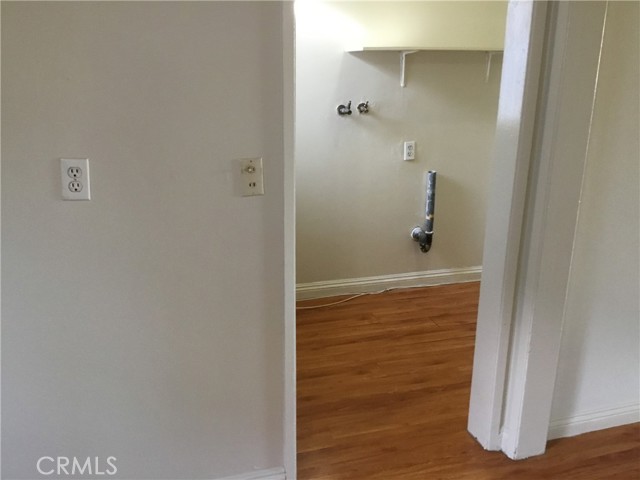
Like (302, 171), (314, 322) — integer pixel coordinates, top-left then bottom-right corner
(295, 1), (502, 284)
(549, 1), (639, 436)
(2, 2), (285, 478)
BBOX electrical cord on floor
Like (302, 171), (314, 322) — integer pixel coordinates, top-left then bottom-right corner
(296, 287), (400, 310)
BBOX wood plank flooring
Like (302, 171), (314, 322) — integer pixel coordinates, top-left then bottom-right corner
(296, 282), (640, 479)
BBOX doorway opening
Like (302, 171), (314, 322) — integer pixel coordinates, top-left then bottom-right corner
(285, 1), (640, 477)
(292, 1), (507, 476)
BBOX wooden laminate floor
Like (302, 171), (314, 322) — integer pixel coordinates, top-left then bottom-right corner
(296, 282), (640, 479)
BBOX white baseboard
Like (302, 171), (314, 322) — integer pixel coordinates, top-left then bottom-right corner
(296, 266), (482, 300)
(215, 467), (286, 480)
(548, 403), (640, 440)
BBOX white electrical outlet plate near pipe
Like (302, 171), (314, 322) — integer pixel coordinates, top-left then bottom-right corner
(403, 141), (416, 161)
(61, 158), (91, 200)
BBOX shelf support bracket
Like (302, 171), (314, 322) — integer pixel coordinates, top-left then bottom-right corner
(400, 50), (418, 87)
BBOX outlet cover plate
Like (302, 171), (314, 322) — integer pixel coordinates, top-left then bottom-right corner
(403, 141), (416, 161)
(61, 158), (90, 200)
(235, 157), (264, 196)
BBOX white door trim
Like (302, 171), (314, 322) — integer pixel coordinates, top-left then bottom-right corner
(499, 1), (609, 459)
(282, 2), (297, 478)
(467, 0), (549, 452)
(468, 0), (611, 459)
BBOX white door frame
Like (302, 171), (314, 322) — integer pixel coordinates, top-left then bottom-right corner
(467, 0), (549, 453)
(282, 2), (297, 477)
(469, 0), (609, 460)
(282, 0), (609, 475)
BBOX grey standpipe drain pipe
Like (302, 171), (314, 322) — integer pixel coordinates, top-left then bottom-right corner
(411, 170), (436, 253)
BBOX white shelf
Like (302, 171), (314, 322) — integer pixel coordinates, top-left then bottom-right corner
(348, 48), (503, 87)
(335, 1), (507, 87)
(347, 46), (504, 53)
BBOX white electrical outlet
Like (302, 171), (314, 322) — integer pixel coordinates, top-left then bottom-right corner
(403, 141), (416, 161)
(61, 158), (91, 200)
(235, 157), (264, 196)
